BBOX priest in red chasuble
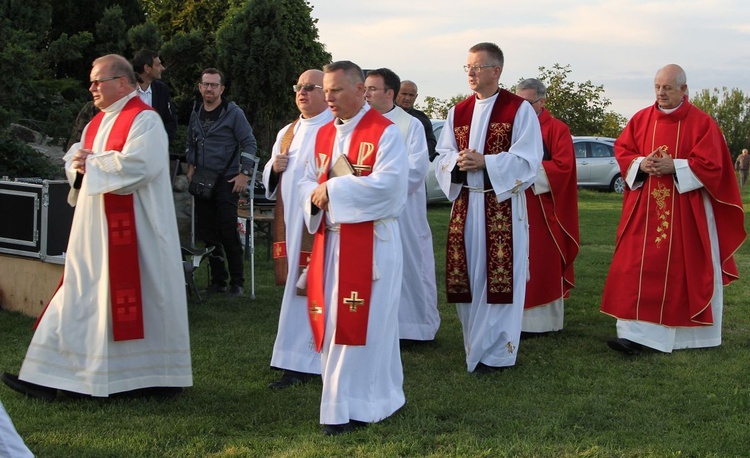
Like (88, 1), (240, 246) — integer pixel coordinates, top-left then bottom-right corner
(515, 78), (580, 335)
(601, 64), (745, 355)
(300, 61), (408, 435)
(2, 55), (192, 400)
(434, 43), (543, 374)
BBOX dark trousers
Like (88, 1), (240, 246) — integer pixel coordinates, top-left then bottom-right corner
(195, 179), (244, 288)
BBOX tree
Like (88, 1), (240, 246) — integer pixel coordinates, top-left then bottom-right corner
(215, 0), (331, 153)
(419, 94), (470, 120)
(534, 64), (623, 137)
(691, 87), (750, 158)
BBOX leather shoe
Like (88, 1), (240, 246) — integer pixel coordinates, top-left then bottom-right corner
(607, 337), (644, 355)
(268, 371), (316, 390)
(201, 284), (227, 295)
(323, 420), (367, 436)
(227, 285), (244, 298)
(1, 372), (57, 401)
(473, 362), (509, 376)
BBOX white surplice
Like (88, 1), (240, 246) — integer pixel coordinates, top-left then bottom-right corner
(382, 106), (439, 341)
(434, 93), (542, 372)
(19, 92), (192, 396)
(300, 104), (408, 425)
(263, 109), (333, 374)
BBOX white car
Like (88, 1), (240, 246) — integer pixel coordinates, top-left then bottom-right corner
(573, 136), (624, 193)
(425, 119), (448, 203)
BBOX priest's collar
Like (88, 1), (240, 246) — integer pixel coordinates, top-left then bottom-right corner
(335, 103), (368, 125)
(658, 100), (683, 114)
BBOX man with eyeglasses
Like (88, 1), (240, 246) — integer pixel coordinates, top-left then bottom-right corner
(396, 80), (438, 161)
(434, 42), (543, 375)
(133, 49), (177, 148)
(365, 68), (439, 346)
(2, 54), (192, 400)
(299, 60), (408, 435)
(186, 68), (257, 298)
(263, 69), (332, 390)
(514, 78), (580, 337)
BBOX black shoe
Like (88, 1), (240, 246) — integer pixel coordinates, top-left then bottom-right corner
(1, 372), (57, 401)
(472, 362), (509, 376)
(202, 284), (227, 295)
(607, 338), (644, 355)
(268, 371), (316, 390)
(111, 387), (184, 399)
(227, 285), (244, 298)
(322, 420), (368, 436)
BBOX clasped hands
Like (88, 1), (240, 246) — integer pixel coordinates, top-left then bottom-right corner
(72, 148), (93, 174)
(457, 149), (485, 172)
(640, 147), (675, 177)
(311, 183), (329, 211)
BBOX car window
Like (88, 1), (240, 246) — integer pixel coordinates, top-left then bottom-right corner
(591, 143), (612, 158)
(575, 142), (587, 158)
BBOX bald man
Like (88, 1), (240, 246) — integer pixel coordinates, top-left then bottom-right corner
(397, 80), (437, 160)
(601, 64), (745, 355)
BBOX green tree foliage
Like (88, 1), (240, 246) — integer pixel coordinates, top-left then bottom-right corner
(141, 0), (243, 40)
(95, 6), (129, 56)
(215, 0), (331, 153)
(691, 87), (750, 158)
(419, 94), (470, 120)
(127, 20), (163, 53)
(535, 63), (623, 137)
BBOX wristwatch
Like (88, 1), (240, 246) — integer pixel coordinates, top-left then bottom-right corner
(241, 168), (251, 176)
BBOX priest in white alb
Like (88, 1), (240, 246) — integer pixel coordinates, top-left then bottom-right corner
(364, 67), (440, 343)
(299, 61), (408, 435)
(1, 54), (192, 400)
(434, 42), (542, 374)
(263, 69), (332, 389)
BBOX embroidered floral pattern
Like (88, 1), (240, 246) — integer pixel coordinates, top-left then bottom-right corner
(651, 181), (671, 247)
(487, 122), (512, 154)
(454, 125), (469, 150)
(486, 195), (513, 299)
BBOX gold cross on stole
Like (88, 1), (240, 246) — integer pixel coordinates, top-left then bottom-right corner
(309, 301), (323, 320)
(343, 291), (365, 312)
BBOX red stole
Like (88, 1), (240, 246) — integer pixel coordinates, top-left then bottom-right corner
(601, 98), (745, 326)
(307, 109), (391, 352)
(446, 90), (523, 304)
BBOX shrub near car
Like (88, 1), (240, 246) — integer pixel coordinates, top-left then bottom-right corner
(573, 136), (624, 193)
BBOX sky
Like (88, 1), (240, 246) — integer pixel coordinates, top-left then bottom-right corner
(308, 0), (750, 118)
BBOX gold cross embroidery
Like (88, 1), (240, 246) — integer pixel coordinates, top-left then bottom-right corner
(274, 244), (282, 257)
(510, 179), (523, 194)
(343, 291), (365, 312)
(309, 301), (323, 320)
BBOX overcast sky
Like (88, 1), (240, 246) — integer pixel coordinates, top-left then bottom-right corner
(308, 0), (750, 118)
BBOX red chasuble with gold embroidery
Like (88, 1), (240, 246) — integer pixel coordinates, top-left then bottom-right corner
(83, 97), (152, 341)
(601, 97), (745, 326)
(307, 109), (391, 351)
(446, 90), (523, 304)
(524, 109), (580, 308)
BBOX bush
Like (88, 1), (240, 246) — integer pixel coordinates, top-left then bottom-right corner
(0, 128), (65, 179)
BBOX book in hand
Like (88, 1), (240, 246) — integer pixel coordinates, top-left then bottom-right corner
(329, 155), (355, 178)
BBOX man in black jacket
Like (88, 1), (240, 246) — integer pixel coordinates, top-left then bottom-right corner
(397, 80), (438, 161)
(133, 49), (178, 147)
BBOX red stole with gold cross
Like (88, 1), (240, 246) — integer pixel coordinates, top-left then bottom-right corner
(446, 90), (523, 304)
(307, 109), (391, 352)
(84, 97), (151, 341)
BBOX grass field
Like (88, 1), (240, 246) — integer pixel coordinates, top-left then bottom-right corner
(1, 187), (749, 457)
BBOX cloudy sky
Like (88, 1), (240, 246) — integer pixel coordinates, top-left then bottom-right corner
(308, 0), (750, 118)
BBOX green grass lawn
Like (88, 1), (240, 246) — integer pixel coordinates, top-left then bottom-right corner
(1, 187), (749, 457)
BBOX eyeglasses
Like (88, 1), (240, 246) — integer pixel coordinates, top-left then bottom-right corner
(529, 97), (543, 105)
(89, 76), (122, 87)
(199, 82), (221, 89)
(463, 65), (497, 73)
(293, 84), (323, 92)
(365, 86), (386, 93)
